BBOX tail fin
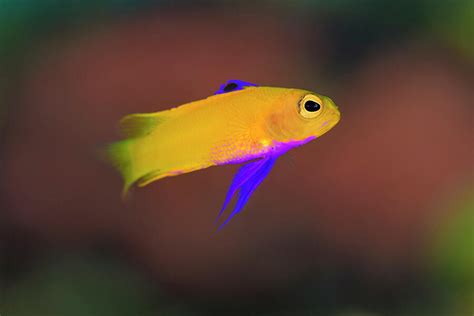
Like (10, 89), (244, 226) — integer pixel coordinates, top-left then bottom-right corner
(104, 139), (135, 198)
(104, 112), (167, 198)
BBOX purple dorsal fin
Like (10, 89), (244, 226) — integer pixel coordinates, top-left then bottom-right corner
(214, 80), (258, 95)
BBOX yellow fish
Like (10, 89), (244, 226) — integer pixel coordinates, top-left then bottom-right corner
(106, 80), (340, 230)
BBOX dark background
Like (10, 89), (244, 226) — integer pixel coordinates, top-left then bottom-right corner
(0, 1), (473, 315)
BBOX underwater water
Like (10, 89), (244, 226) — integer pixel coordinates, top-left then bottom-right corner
(0, 1), (473, 315)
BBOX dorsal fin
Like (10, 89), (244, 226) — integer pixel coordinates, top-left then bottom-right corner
(119, 113), (166, 138)
(214, 80), (258, 95)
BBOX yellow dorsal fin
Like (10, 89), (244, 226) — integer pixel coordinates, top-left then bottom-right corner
(119, 112), (167, 138)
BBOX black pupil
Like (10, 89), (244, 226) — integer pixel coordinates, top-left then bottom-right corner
(304, 100), (321, 112)
(223, 82), (238, 92)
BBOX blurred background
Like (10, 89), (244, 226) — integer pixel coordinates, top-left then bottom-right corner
(0, 1), (473, 315)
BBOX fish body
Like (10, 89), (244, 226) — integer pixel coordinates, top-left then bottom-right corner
(106, 80), (340, 229)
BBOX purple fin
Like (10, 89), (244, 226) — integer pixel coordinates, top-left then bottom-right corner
(215, 156), (278, 231)
(214, 80), (258, 95)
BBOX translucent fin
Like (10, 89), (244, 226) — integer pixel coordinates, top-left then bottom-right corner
(136, 169), (164, 187)
(105, 111), (169, 197)
(215, 156), (278, 231)
(119, 113), (167, 138)
(103, 139), (135, 198)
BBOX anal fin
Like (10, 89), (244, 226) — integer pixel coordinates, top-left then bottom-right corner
(215, 156), (278, 231)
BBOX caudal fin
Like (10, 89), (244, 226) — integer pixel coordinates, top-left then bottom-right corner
(104, 139), (135, 198)
(104, 112), (168, 197)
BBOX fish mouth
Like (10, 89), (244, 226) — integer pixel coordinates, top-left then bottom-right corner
(333, 111), (341, 124)
(316, 111), (340, 136)
(331, 113), (341, 129)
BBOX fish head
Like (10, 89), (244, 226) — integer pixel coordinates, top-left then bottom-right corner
(264, 88), (341, 144)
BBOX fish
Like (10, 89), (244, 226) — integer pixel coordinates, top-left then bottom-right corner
(105, 80), (340, 230)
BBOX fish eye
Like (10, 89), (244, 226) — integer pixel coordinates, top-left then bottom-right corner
(304, 100), (320, 112)
(299, 94), (323, 119)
